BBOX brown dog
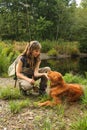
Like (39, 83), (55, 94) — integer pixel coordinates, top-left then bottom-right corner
(38, 71), (84, 106)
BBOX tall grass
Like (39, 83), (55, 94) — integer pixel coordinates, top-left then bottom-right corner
(9, 99), (30, 113)
(0, 86), (23, 100)
(81, 89), (87, 105)
(0, 41), (20, 76)
(41, 40), (80, 56)
(70, 115), (87, 130)
(63, 73), (87, 85)
(55, 41), (80, 56)
(0, 86), (30, 113)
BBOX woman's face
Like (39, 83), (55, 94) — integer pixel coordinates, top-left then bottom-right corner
(32, 49), (40, 57)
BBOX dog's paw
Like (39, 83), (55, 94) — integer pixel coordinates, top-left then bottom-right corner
(38, 102), (44, 107)
(38, 101), (52, 107)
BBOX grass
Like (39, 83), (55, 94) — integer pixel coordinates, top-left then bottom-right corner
(33, 104), (66, 130)
(81, 89), (87, 105)
(63, 73), (87, 85)
(0, 73), (87, 129)
(70, 115), (87, 130)
(9, 99), (30, 114)
(0, 86), (23, 100)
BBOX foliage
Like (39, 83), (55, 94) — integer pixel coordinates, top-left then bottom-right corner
(41, 40), (80, 55)
(0, 86), (23, 100)
(63, 73), (87, 85)
(0, 40), (85, 77)
(48, 48), (58, 57)
(54, 41), (80, 55)
(0, 43), (12, 76)
(35, 17), (53, 40)
(0, 0), (81, 41)
(9, 99), (30, 113)
(0, 72), (87, 129)
(70, 115), (87, 130)
(0, 41), (20, 76)
(0, 0), (87, 52)
(34, 105), (65, 130)
(74, 7), (87, 52)
(81, 0), (87, 8)
(81, 89), (87, 105)
(41, 40), (54, 53)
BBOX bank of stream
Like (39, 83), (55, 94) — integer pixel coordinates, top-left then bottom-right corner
(41, 53), (87, 76)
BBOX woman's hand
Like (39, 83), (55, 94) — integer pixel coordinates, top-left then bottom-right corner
(43, 73), (49, 79)
(27, 78), (35, 85)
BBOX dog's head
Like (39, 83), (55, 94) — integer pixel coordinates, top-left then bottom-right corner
(47, 71), (63, 85)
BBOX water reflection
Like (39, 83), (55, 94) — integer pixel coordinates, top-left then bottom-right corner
(41, 57), (87, 76)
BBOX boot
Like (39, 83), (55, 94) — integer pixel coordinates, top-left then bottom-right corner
(39, 76), (47, 95)
(20, 87), (28, 96)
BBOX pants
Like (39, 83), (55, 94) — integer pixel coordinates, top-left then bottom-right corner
(18, 67), (51, 92)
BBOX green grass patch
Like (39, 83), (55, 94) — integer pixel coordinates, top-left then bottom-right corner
(38, 94), (51, 103)
(48, 48), (58, 57)
(81, 89), (87, 105)
(70, 115), (87, 130)
(63, 73), (87, 85)
(9, 99), (30, 113)
(53, 104), (65, 116)
(34, 105), (66, 130)
(0, 86), (23, 100)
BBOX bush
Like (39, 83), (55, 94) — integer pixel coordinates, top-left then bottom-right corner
(0, 41), (20, 76)
(48, 48), (58, 57)
(79, 39), (87, 53)
(41, 40), (52, 53)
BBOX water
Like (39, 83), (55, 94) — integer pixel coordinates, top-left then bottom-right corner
(41, 57), (87, 76)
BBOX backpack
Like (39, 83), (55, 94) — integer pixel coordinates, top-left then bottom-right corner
(8, 56), (20, 87)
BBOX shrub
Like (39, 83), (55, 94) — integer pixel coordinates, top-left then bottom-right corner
(79, 39), (87, 53)
(55, 41), (80, 56)
(48, 48), (58, 57)
(0, 41), (20, 76)
(41, 40), (52, 53)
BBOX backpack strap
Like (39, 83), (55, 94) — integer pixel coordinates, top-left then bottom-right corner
(14, 60), (17, 87)
(14, 79), (17, 88)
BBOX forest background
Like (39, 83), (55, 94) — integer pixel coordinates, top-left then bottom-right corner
(0, 0), (87, 76)
(0, 0), (87, 52)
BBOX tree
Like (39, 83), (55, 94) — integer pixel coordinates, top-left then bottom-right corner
(74, 6), (87, 52)
(0, 0), (83, 42)
(81, 0), (87, 8)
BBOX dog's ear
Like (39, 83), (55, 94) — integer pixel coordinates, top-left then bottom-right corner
(56, 73), (63, 83)
(58, 76), (63, 82)
(53, 74), (63, 83)
(53, 75), (58, 81)
(47, 70), (52, 76)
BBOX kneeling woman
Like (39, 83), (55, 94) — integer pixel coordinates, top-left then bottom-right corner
(16, 41), (51, 95)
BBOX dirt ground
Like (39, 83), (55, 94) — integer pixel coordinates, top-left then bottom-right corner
(0, 78), (86, 130)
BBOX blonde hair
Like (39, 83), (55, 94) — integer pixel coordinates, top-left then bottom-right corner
(22, 41), (41, 68)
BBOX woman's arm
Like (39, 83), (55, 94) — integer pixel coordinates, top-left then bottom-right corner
(34, 61), (48, 78)
(16, 60), (35, 84)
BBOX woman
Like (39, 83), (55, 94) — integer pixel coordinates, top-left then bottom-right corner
(16, 41), (51, 95)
